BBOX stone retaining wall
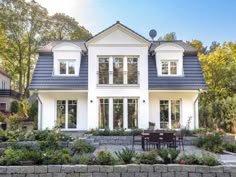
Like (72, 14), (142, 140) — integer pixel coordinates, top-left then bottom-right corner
(0, 164), (235, 177)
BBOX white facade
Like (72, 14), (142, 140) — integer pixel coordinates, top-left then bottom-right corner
(37, 23), (200, 131)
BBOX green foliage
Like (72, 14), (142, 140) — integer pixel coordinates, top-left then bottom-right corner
(8, 114), (22, 130)
(178, 154), (199, 165)
(223, 143), (236, 153)
(198, 155), (219, 166)
(115, 147), (136, 164)
(0, 112), (5, 122)
(178, 154), (219, 166)
(73, 140), (96, 154)
(158, 149), (180, 164)
(10, 101), (20, 115)
(159, 32), (177, 41)
(71, 153), (95, 165)
(137, 150), (158, 164)
(41, 148), (71, 165)
(90, 128), (143, 136)
(96, 151), (117, 165)
(195, 132), (224, 153)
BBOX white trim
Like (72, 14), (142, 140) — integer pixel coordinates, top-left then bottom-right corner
(38, 90), (88, 93)
(87, 44), (149, 47)
(149, 90), (199, 93)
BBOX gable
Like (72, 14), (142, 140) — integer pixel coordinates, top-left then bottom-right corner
(52, 42), (82, 52)
(86, 22), (150, 46)
(155, 43), (184, 52)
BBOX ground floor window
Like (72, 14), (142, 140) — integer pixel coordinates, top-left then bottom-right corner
(98, 98), (138, 129)
(57, 100), (77, 129)
(0, 103), (6, 112)
(160, 100), (180, 129)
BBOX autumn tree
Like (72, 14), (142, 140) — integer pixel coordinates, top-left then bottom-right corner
(159, 32), (177, 41)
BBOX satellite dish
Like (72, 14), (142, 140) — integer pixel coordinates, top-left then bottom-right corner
(149, 29), (157, 41)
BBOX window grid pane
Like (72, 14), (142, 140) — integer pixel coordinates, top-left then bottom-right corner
(113, 99), (123, 129)
(160, 100), (169, 128)
(99, 99), (109, 129)
(171, 100), (180, 129)
(68, 100), (77, 128)
(68, 62), (75, 74)
(170, 61), (177, 75)
(57, 100), (66, 128)
(99, 58), (109, 84)
(113, 58), (123, 84)
(161, 61), (168, 75)
(128, 58), (138, 84)
(60, 61), (66, 74)
(128, 99), (138, 129)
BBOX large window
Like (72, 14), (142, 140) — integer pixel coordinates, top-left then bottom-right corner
(99, 99), (109, 129)
(161, 61), (177, 75)
(128, 99), (138, 128)
(57, 100), (77, 129)
(160, 100), (181, 129)
(0, 103), (6, 112)
(98, 56), (138, 85)
(99, 58), (109, 84)
(128, 58), (138, 84)
(113, 58), (123, 84)
(113, 99), (123, 129)
(59, 60), (75, 75)
(1, 81), (6, 89)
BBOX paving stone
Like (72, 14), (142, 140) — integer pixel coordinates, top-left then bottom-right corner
(127, 164), (140, 173)
(168, 164), (183, 172)
(35, 166), (47, 173)
(92, 172), (107, 177)
(216, 172), (230, 177)
(87, 165), (100, 172)
(176, 172), (188, 177)
(189, 173), (202, 177)
(108, 172), (120, 177)
(202, 173), (216, 177)
(161, 172), (175, 177)
(121, 173), (134, 177)
(48, 165), (62, 173)
(140, 165), (153, 172)
(61, 165), (74, 173)
(79, 173), (92, 177)
(74, 165), (88, 173)
(195, 166), (209, 173)
(134, 172), (147, 177)
(100, 166), (113, 173)
(153, 164), (167, 172)
(114, 165), (128, 173)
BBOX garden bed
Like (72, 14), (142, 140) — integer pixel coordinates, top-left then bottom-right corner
(0, 164), (234, 177)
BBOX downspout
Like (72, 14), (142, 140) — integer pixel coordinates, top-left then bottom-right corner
(193, 89), (203, 129)
(34, 89), (42, 130)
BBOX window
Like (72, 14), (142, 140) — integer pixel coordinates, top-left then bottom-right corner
(0, 103), (6, 112)
(59, 60), (76, 75)
(99, 58), (109, 84)
(128, 58), (138, 84)
(161, 61), (177, 75)
(128, 99), (138, 128)
(99, 99), (109, 129)
(113, 99), (123, 129)
(57, 100), (77, 129)
(1, 81), (6, 89)
(160, 100), (181, 129)
(113, 58), (123, 84)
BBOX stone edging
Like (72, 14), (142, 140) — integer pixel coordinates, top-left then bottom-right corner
(0, 164), (235, 177)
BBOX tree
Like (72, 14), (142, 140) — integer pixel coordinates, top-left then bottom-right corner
(159, 32), (177, 41)
(209, 41), (220, 53)
(187, 40), (207, 54)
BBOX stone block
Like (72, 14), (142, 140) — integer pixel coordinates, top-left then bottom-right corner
(39, 174), (52, 177)
(35, 166), (47, 173)
(161, 172), (175, 177)
(0, 167), (7, 173)
(26, 175), (39, 177)
(108, 172), (121, 177)
(195, 166), (209, 173)
(209, 166), (223, 173)
(100, 166), (113, 173)
(114, 165), (128, 173)
(92, 172), (107, 177)
(176, 172), (188, 177)
(140, 165), (153, 172)
(224, 165), (236, 173)
(189, 173), (202, 177)
(61, 165), (74, 173)
(127, 164), (140, 173)
(121, 172), (134, 177)
(74, 165), (88, 173)
(12, 174), (25, 177)
(168, 164), (183, 172)
(153, 164), (167, 172)
(7, 166), (35, 174)
(202, 173), (216, 177)
(48, 165), (61, 173)
(52, 173), (66, 177)
(87, 165), (100, 172)
(147, 172), (161, 177)
(134, 172), (147, 177)
(79, 173), (92, 177)
(181, 165), (196, 172)
(216, 172), (230, 177)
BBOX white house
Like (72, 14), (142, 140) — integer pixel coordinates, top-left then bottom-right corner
(29, 22), (206, 131)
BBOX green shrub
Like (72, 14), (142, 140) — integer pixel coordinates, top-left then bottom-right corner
(71, 153), (96, 165)
(41, 148), (71, 165)
(198, 154), (219, 166)
(115, 147), (136, 164)
(137, 150), (158, 164)
(10, 101), (19, 114)
(96, 151), (117, 165)
(158, 149), (180, 164)
(223, 143), (236, 153)
(178, 154), (199, 165)
(73, 140), (96, 154)
(8, 114), (22, 130)
(195, 132), (224, 153)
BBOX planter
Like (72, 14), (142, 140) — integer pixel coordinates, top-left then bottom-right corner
(0, 122), (7, 130)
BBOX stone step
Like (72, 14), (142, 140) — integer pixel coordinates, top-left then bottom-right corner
(85, 139), (95, 144)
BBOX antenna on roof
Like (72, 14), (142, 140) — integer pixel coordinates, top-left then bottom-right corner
(149, 29), (157, 41)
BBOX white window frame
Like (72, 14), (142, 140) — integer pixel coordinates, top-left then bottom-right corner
(58, 59), (76, 76)
(98, 97), (139, 130)
(159, 99), (182, 129)
(160, 60), (178, 76)
(1, 81), (7, 89)
(56, 99), (78, 130)
(97, 56), (139, 85)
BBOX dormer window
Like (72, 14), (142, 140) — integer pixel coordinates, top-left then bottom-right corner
(59, 60), (76, 75)
(161, 60), (177, 75)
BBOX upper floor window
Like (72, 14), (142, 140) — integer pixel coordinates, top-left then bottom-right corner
(98, 56), (139, 85)
(161, 61), (177, 75)
(59, 60), (75, 75)
(1, 81), (7, 90)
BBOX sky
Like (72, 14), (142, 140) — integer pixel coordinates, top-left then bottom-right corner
(34, 0), (236, 47)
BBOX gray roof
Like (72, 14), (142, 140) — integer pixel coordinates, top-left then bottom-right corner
(148, 55), (207, 90)
(149, 40), (198, 55)
(39, 40), (87, 53)
(29, 54), (88, 90)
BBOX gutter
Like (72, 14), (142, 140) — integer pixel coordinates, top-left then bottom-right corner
(34, 90), (43, 130)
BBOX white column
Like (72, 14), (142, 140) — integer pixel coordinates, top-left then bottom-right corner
(168, 100), (171, 129)
(123, 98), (128, 129)
(109, 98), (113, 129)
(109, 56), (113, 84)
(65, 100), (68, 129)
(123, 56), (127, 84)
(38, 98), (42, 130)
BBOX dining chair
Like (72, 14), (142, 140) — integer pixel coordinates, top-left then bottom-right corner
(148, 132), (161, 150)
(161, 133), (176, 149)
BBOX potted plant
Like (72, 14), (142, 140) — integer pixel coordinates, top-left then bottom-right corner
(0, 112), (7, 130)
(149, 122), (155, 130)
